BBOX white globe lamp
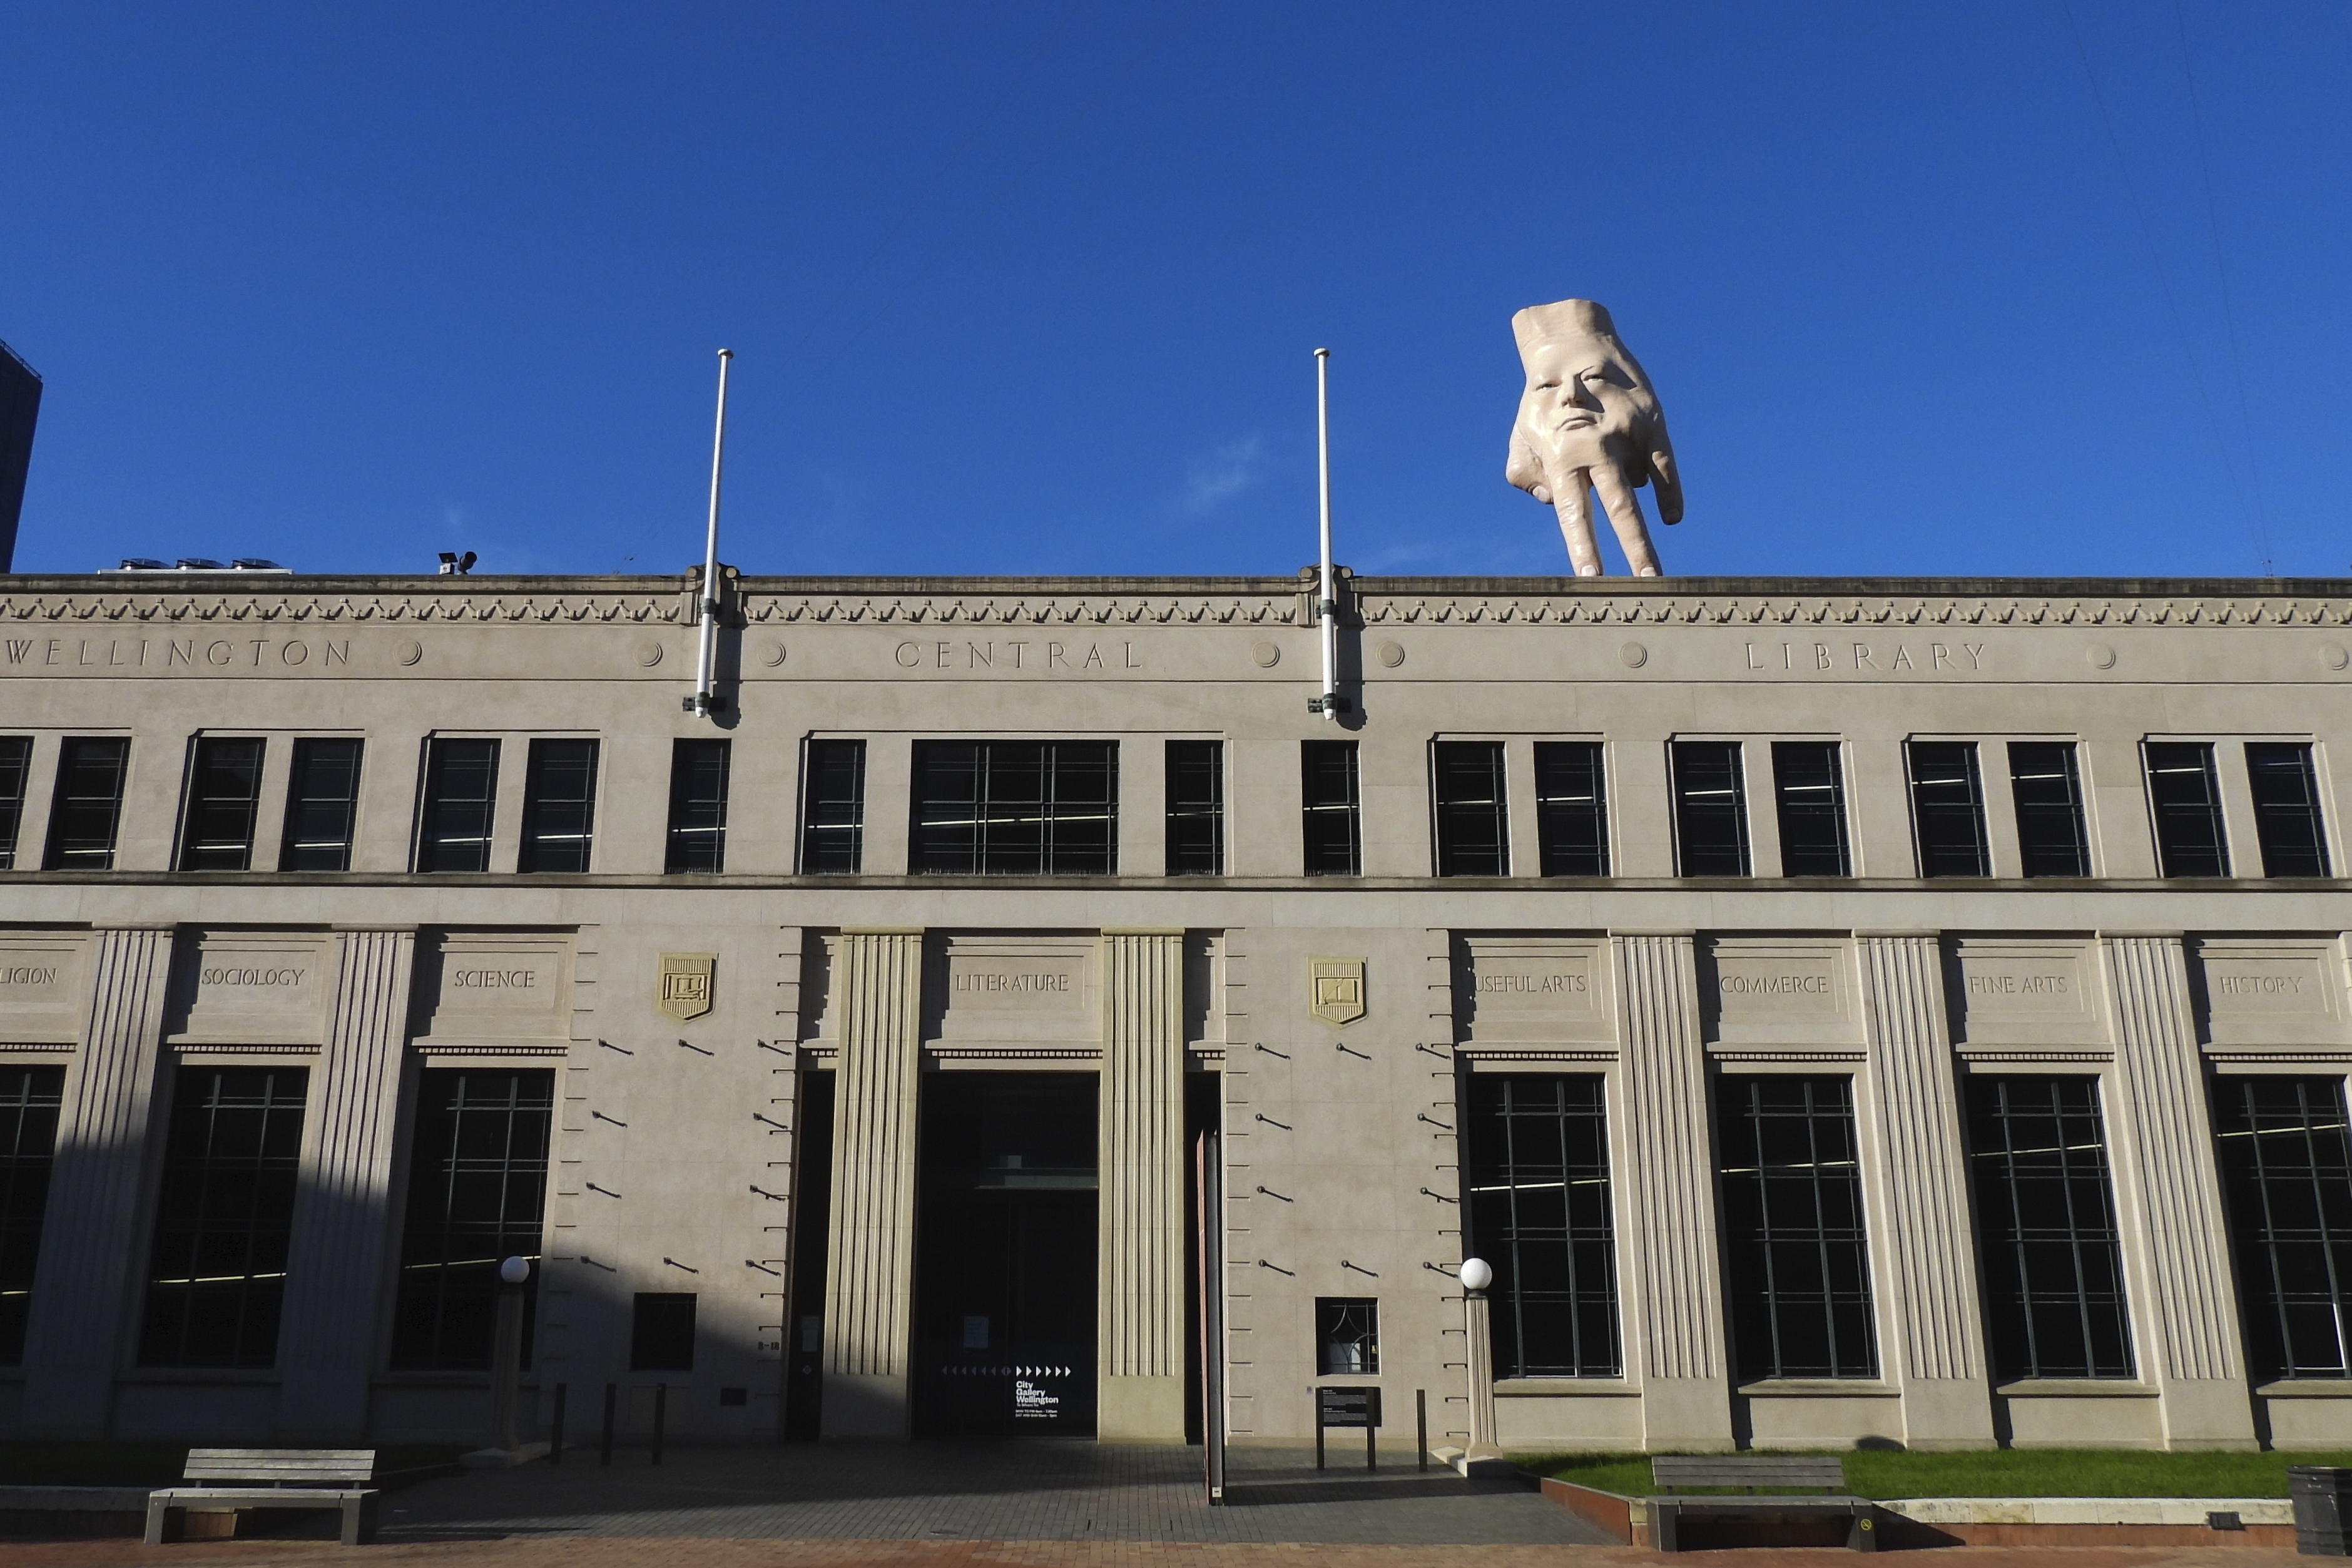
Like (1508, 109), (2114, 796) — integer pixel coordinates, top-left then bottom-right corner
(499, 1256), (531, 1285)
(1459, 1257), (1494, 1292)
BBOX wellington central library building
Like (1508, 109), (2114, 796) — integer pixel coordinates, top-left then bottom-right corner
(1, 566), (2350, 1456)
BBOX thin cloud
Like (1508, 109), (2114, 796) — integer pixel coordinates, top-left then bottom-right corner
(1176, 435), (1265, 516)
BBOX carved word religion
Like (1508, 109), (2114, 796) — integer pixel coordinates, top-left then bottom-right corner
(1506, 299), (1684, 578)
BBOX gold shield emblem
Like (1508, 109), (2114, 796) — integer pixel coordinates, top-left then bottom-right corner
(1309, 957), (1367, 1026)
(658, 953), (715, 1022)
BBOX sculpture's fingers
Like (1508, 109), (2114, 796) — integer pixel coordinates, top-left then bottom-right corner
(1550, 468), (1603, 576)
(1591, 461), (1662, 576)
(1505, 430), (1549, 500)
(1648, 445), (1684, 526)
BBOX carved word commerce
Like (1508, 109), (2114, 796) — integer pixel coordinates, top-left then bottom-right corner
(1720, 974), (1832, 995)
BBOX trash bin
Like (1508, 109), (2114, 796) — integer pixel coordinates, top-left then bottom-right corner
(2290, 1467), (2352, 1555)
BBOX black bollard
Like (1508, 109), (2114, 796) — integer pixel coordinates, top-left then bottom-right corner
(549, 1382), (567, 1465)
(599, 1382), (616, 1467)
(651, 1382), (668, 1465)
(1416, 1389), (1427, 1472)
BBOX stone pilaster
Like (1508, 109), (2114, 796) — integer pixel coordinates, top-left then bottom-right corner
(275, 929), (417, 1439)
(1097, 929), (1186, 1441)
(2102, 933), (2258, 1448)
(1857, 934), (1995, 1448)
(820, 927), (924, 1438)
(1612, 932), (1734, 1450)
(21, 926), (176, 1438)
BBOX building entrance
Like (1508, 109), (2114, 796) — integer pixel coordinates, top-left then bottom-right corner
(912, 1072), (1098, 1437)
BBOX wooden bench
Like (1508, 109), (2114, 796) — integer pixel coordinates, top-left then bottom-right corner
(1649, 1455), (1876, 1552)
(144, 1449), (380, 1546)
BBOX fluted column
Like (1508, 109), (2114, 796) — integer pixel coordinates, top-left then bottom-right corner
(21, 926), (176, 1438)
(1858, 934), (1995, 1448)
(275, 929), (417, 1439)
(821, 927), (925, 1438)
(2102, 933), (2257, 1449)
(1097, 929), (1186, 1441)
(1612, 932), (1734, 1450)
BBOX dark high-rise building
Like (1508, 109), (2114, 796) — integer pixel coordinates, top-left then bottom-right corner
(0, 340), (40, 573)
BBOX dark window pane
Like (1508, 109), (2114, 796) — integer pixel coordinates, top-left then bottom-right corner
(0, 1065), (64, 1364)
(1534, 741), (1608, 877)
(280, 738), (362, 872)
(417, 738), (499, 872)
(632, 1292), (698, 1372)
(390, 1069), (553, 1369)
(138, 1067), (308, 1368)
(1300, 740), (1360, 876)
(178, 737), (264, 871)
(1434, 741), (1509, 877)
(2009, 741), (2090, 878)
(1965, 1075), (2135, 1380)
(910, 741), (1117, 875)
(518, 740), (598, 873)
(2214, 1077), (2352, 1380)
(1671, 741), (1749, 876)
(43, 737), (130, 870)
(1315, 1296), (1378, 1375)
(1165, 740), (1224, 875)
(1718, 1074), (1876, 1380)
(1464, 1074), (1619, 1377)
(802, 740), (866, 873)
(2146, 741), (2229, 877)
(664, 738), (730, 874)
(2246, 744), (2330, 878)
(1908, 740), (1989, 877)
(1771, 741), (1850, 877)
(0, 736), (34, 870)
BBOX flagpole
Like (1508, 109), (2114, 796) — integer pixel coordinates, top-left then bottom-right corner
(1314, 347), (1338, 720)
(690, 348), (733, 718)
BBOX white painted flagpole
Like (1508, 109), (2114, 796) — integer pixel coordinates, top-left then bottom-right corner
(1315, 347), (1337, 720)
(691, 348), (733, 718)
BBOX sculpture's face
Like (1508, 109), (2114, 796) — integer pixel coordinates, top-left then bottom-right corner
(1517, 335), (1656, 466)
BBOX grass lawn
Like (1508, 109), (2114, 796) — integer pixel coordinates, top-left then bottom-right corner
(0, 1443), (468, 1487)
(1529, 1448), (2352, 1500)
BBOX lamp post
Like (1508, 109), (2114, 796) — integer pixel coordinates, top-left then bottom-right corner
(489, 1256), (529, 1455)
(1457, 1257), (1507, 1477)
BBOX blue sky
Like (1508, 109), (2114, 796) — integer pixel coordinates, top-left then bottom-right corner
(3, 2), (2346, 581)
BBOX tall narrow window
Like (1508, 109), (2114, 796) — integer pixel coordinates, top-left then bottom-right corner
(632, 1293), (698, 1372)
(517, 739), (598, 873)
(390, 1069), (553, 1369)
(2246, 743), (2331, 877)
(1718, 1075), (1876, 1380)
(1965, 1075), (2134, 1380)
(416, 738), (499, 873)
(664, 738), (730, 874)
(1315, 1298), (1378, 1375)
(280, 738), (362, 872)
(1771, 741), (1850, 877)
(2146, 741), (2229, 877)
(43, 736), (129, 870)
(0, 1065), (64, 1365)
(910, 741), (1116, 875)
(0, 736), (31, 870)
(801, 739), (866, 873)
(1670, 740), (1748, 876)
(1534, 741), (1608, 876)
(138, 1067), (307, 1368)
(1165, 740), (1224, 875)
(2214, 1077), (2352, 1381)
(1907, 740), (1989, 877)
(1300, 740), (1360, 876)
(2009, 741), (2090, 878)
(177, 737), (264, 871)
(1433, 741), (1509, 877)
(1464, 1074), (1619, 1377)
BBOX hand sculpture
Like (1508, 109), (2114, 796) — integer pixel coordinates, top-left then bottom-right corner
(1505, 299), (1683, 576)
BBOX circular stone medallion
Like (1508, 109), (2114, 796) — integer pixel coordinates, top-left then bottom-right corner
(2325, 644), (2350, 672)
(764, 643), (788, 668)
(1375, 640), (1405, 668)
(1619, 641), (1649, 669)
(634, 641), (664, 668)
(2087, 644), (2118, 670)
(1250, 641), (1281, 668)
(396, 640), (423, 667)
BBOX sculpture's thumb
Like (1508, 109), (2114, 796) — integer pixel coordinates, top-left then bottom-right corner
(1649, 447), (1684, 526)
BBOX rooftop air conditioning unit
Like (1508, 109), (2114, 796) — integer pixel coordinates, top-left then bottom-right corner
(116, 557), (167, 571)
(175, 557), (226, 570)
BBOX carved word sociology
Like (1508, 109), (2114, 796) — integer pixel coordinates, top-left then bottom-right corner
(201, 967), (305, 987)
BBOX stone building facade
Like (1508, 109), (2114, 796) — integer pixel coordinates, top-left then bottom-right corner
(1, 568), (2349, 1454)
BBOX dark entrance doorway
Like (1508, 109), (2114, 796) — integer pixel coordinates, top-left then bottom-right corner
(912, 1071), (1097, 1437)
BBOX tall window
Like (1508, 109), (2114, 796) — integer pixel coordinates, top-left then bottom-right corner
(1315, 1298), (1378, 1375)
(1964, 1075), (2134, 1380)
(632, 1293), (698, 1372)
(2009, 741), (2090, 877)
(801, 739), (866, 873)
(664, 738), (730, 874)
(2214, 1077), (2352, 1381)
(1300, 740), (1360, 876)
(1771, 741), (1850, 877)
(911, 741), (1116, 875)
(1670, 740), (1748, 876)
(138, 1067), (307, 1368)
(0, 1065), (64, 1365)
(517, 739), (598, 873)
(280, 738), (362, 872)
(0, 736), (31, 870)
(1534, 741), (1608, 876)
(2246, 743), (2331, 877)
(416, 738), (499, 872)
(1907, 740), (1989, 877)
(43, 736), (130, 870)
(1433, 741), (1509, 877)
(1717, 1075), (1876, 1380)
(2146, 741), (2229, 877)
(1165, 740), (1224, 875)
(1464, 1074), (1619, 1377)
(391, 1069), (553, 1369)
(178, 737), (265, 871)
